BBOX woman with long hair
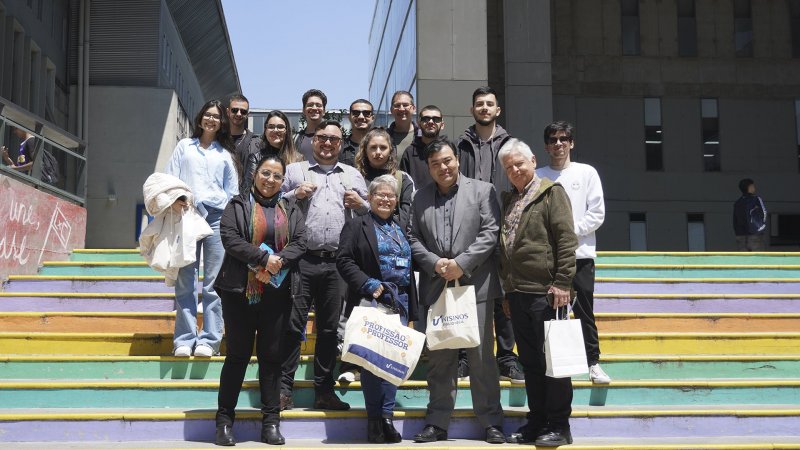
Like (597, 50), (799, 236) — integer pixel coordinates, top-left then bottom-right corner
(354, 128), (414, 231)
(213, 155), (306, 446)
(164, 99), (239, 358)
(243, 110), (303, 189)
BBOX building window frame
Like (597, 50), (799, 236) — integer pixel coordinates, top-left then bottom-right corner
(701, 98), (721, 172)
(621, 0), (641, 56)
(644, 97), (663, 171)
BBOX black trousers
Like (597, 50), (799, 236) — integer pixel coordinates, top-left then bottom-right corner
(217, 283), (292, 425)
(281, 255), (346, 395)
(458, 299), (518, 369)
(507, 291), (573, 430)
(572, 259), (600, 365)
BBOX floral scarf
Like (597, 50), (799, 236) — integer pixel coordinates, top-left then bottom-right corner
(245, 189), (289, 304)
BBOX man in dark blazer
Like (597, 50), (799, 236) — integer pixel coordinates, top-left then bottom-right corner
(407, 140), (506, 444)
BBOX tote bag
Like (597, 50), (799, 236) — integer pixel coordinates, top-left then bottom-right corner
(544, 303), (589, 378)
(425, 281), (480, 350)
(341, 302), (425, 386)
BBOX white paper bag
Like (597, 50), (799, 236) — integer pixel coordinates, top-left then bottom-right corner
(544, 305), (589, 378)
(341, 305), (425, 386)
(425, 282), (480, 350)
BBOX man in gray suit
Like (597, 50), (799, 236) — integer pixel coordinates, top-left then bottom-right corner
(408, 140), (506, 444)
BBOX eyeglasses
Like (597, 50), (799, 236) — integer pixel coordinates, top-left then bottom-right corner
(202, 112), (222, 121)
(373, 193), (397, 200)
(230, 107), (248, 116)
(314, 134), (342, 145)
(305, 102), (324, 109)
(266, 124), (287, 131)
(547, 136), (572, 144)
(351, 109), (373, 118)
(258, 170), (284, 181)
(420, 116), (443, 124)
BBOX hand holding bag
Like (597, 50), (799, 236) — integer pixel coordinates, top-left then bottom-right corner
(544, 301), (589, 378)
(341, 285), (425, 386)
(425, 280), (480, 350)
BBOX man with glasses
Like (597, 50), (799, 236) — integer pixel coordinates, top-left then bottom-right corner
(388, 90), (419, 159)
(227, 94), (254, 179)
(399, 104), (448, 190)
(295, 89), (328, 161)
(536, 120), (610, 385)
(280, 120), (369, 411)
(340, 99), (375, 167)
(456, 86), (522, 384)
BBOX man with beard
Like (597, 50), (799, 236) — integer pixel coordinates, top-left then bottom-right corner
(456, 86), (522, 384)
(227, 94), (255, 189)
(387, 91), (419, 159)
(339, 99), (375, 167)
(294, 89), (327, 161)
(399, 105), (447, 190)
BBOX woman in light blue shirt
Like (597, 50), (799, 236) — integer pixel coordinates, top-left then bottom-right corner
(165, 99), (239, 357)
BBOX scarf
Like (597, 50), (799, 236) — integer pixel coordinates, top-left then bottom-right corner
(504, 175), (542, 255)
(245, 188), (289, 304)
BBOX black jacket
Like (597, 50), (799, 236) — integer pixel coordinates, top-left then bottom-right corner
(242, 137), (281, 191)
(398, 135), (449, 191)
(457, 124), (512, 195)
(215, 193), (307, 297)
(337, 213), (419, 321)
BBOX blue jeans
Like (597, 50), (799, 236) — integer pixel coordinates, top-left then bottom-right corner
(358, 298), (408, 418)
(173, 207), (225, 353)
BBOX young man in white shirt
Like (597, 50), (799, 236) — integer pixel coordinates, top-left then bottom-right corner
(536, 121), (611, 384)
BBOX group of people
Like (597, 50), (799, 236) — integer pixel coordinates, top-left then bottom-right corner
(160, 87), (611, 447)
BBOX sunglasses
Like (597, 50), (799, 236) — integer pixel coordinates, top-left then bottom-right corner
(258, 170), (284, 181)
(547, 136), (572, 144)
(314, 134), (342, 145)
(230, 107), (248, 116)
(351, 109), (373, 118)
(420, 116), (443, 124)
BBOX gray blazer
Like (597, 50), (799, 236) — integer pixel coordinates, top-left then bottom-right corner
(408, 175), (503, 306)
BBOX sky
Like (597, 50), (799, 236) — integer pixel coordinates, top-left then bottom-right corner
(222, 0), (375, 110)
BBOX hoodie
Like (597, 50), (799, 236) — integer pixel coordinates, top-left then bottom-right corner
(457, 124), (512, 195)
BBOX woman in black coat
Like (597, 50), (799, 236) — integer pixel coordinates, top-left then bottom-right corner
(213, 155), (306, 446)
(337, 174), (419, 444)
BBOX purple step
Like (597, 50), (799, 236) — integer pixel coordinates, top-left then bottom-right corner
(0, 295), (175, 312)
(2, 279), (173, 294)
(596, 281), (800, 295)
(595, 297), (800, 313)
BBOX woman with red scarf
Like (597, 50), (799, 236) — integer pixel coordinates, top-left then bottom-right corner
(213, 155), (307, 446)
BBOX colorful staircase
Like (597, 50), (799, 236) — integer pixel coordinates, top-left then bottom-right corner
(1, 250), (800, 448)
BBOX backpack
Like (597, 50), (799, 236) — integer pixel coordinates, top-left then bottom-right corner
(40, 149), (60, 185)
(746, 196), (766, 234)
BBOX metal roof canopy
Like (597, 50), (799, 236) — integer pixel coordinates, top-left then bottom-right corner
(165, 0), (241, 101)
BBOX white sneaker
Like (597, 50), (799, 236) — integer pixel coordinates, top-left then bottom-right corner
(589, 363), (611, 384)
(338, 369), (359, 383)
(194, 345), (213, 357)
(174, 346), (192, 357)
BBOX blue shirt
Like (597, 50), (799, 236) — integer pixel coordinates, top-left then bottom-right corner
(164, 137), (238, 213)
(362, 213), (412, 295)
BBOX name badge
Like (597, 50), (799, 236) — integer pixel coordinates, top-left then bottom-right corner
(395, 256), (410, 268)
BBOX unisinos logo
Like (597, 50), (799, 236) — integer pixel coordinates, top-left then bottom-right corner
(431, 313), (470, 327)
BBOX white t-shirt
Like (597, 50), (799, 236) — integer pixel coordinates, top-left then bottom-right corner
(537, 162), (605, 259)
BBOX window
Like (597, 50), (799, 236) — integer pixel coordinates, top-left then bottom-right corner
(791, 0), (800, 58)
(734, 0), (753, 57)
(770, 214), (800, 245)
(644, 98), (663, 171)
(677, 0), (698, 57)
(687, 213), (705, 251)
(701, 98), (720, 172)
(629, 213), (647, 250)
(795, 99), (800, 171)
(621, 0), (640, 55)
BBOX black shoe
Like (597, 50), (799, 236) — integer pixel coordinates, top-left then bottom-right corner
(508, 423), (545, 444)
(535, 428), (573, 447)
(260, 424), (285, 445)
(313, 391), (350, 410)
(382, 418), (402, 443)
(499, 364), (525, 384)
(367, 418), (385, 443)
(413, 424), (447, 443)
(279, 393), (293, 411)
(215, 424), (235, 446)
(485, 425), (506, 444)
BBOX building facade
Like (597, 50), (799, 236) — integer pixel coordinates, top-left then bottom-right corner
(369, 0), (800, 250)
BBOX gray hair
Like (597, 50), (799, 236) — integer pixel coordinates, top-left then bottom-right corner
(368, 174), (399, 196)
(497, 138), (534, 164)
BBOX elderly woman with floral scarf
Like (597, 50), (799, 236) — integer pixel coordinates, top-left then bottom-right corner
(213, 155), (307, 446)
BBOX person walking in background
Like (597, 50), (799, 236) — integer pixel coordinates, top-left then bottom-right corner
(213, 156), (306, 446)
(536, 120), (610, 385)
(336, 174), (419, 443)
(164, 99), (239, 358)
(2, 126), (37, 176)
(733, 178), (768, 251)
(243, 110), (303, 189)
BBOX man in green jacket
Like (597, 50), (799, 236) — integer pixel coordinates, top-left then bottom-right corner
(497, 138), (578, 447)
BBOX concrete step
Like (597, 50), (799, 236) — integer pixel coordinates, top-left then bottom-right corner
(594, 293), (800, 313)
(4, 311), (800, 333)
(2, 331), (799, 356)
(595, 251), (800, 265)
(1, 405), (798, 443)
(3, 378), (800, 409)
